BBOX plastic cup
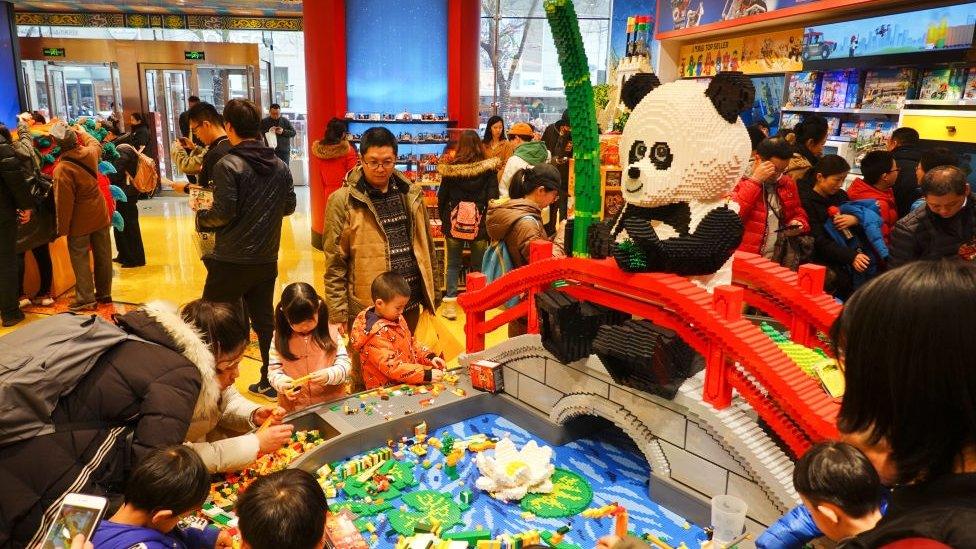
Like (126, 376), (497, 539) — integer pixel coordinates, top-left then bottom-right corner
(711, 494), (748, 544)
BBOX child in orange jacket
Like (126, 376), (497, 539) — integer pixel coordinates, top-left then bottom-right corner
(350, 272), (446, 389)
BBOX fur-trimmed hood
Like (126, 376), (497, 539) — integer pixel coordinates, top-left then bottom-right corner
(436, 157), (500, 178)
(117, 301), (220, 420)
(312, 140), (353, 160)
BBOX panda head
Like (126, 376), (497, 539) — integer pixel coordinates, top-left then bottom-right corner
(619, 72), (755, 208)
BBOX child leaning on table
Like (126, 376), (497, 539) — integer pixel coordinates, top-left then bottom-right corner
(350, 272), (447, 389)
(268, 282), (350, 413)
(91, 446), (230, 549)
(758, 441), (885, 548)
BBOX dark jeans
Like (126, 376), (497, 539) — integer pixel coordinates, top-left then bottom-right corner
(18, 243), (53, 296)
(114, 199), (146, 266)
(0, 215), (19, 321)
(67, 226), (113, 305)
(275, 149), (290, 166)
(445, 237), (487, 299)
(203, 259), (277, 383)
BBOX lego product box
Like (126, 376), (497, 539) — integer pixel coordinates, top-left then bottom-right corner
(918, 67), (967, 101)
(824, 116), (841, 137)
(325, 510), (369, 549)
(839, 121), (860, 140)
(784, 71), (822, 108)
(861, 68), (917, 110)
(965, 68), (976, 100)
(469, 360), (503, 393)
(780, 112), (803, 132)
(819, 69), (859, 109)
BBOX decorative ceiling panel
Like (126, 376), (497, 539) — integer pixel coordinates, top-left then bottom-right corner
(12, 1), (303, 18)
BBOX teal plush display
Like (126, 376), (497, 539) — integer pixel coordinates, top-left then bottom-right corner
(112, 211), (124, 232)
(102, 142), (120, 161)
(99, 161), (117, 175)
(109, 185), (127, 202)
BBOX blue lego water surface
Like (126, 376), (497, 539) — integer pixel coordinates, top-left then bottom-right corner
(329, 413), (707, 547)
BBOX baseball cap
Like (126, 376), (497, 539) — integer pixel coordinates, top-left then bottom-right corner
(508, 122), (535, 139)
(524, 163), (561, 192)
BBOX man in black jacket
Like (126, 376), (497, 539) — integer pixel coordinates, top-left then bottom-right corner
(187, 102), (233, 189)
(887, 127), (922, 218)
(198, 99), (296, 400)
(0, 126), (33, 327)
(890, 165), (975, 267)
(260, 104), (296, 166)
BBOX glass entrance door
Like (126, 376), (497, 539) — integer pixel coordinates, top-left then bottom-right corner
(144, 67), (191, 180)
(45, 65), (67, 121)
(196, 65), (253, 112)
(23, 62), (121, 123)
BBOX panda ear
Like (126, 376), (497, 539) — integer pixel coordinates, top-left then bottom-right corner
(621, 73), (661, 111)
(704, 71), (756, 124)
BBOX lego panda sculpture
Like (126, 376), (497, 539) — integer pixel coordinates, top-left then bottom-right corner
(601, 71), (754, 291)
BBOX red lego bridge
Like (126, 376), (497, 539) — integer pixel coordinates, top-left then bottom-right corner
(457, 242), (842, 457)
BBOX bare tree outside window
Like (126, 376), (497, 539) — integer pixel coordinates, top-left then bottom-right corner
(480, 0), (541, 119)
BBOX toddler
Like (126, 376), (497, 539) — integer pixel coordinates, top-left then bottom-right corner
(236, 469), (328, 549)
(758, 441), (884, 548)
(91, 446), (226, 549)
(351, 272), (446, 388)
(268, 282), (350, 413)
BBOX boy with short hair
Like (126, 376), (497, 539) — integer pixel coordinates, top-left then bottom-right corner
(236, 469), (328, 549)
(757, 441), (884, 548)
(848, 150), (898, 243)
(350, 272), (447, 388)
(91, 446), (224, 549)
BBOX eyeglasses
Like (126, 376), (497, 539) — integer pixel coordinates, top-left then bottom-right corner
(189, 123), (201, 133)
(364, 159), (395, 170)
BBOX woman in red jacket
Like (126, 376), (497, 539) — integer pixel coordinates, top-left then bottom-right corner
(732, 136), (809, 262)
(310, 118), (358, 250)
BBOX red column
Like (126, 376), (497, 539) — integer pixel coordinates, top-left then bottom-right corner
(304, 0), (348, 250)
(448, 0), (480, 128)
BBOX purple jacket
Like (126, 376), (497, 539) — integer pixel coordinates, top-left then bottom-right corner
(92, 520), (219, 549)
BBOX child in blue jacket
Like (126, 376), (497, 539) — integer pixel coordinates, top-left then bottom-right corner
(92, 446), (225, 549)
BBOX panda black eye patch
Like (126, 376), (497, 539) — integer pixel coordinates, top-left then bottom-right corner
(650, 142), (673, 170)
(629, 140), (648, 165)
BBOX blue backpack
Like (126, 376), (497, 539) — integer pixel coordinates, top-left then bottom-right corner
(481, 215), (537, 309)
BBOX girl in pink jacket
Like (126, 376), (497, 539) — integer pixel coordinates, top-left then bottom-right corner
(268, 283), (350, 413)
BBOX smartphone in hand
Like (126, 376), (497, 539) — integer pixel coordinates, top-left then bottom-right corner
(42, 493), (107, 549)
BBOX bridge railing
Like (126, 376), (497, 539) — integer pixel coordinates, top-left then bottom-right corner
(457, 241), (841, 455)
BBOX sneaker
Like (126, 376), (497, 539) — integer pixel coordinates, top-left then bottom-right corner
(248, 381), (278, 400)
(120, 263), (145, 269)
(32, 294), (55, 306)
(2, 313), (25, 327)
(69, 301), (98, 312)
(18, 296), (30, 308)
(96, 296), (113, 304)
(441, 299), (457, 321)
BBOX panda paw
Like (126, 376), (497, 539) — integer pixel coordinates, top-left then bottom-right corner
(612, 239), (651, 272)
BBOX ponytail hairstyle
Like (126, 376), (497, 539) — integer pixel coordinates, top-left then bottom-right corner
(509, 163), (561, 200)
(794, 115), (829, 160)
(179, 300), (249, 361)
(274, 282), (335, 360)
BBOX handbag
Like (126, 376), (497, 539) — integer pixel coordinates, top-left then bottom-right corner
(772, 234), (814, 271)
(28, 173), (53, 204)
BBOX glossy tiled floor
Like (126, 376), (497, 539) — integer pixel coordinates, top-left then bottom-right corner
(2, 187), (506, 403)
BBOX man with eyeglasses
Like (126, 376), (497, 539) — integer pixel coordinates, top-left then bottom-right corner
(323, 127), (437, 392)
(848, 150), (898, 245)
(890, 165), (976, 267)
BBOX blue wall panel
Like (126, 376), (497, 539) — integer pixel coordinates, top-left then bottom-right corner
(345, 0), (448, 115)
(0, 2), (23, 127)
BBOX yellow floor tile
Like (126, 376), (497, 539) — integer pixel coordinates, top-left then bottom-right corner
(4, 187), (509, 404)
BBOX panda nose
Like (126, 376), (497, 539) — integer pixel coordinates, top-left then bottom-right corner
(628, 166), (641, 179)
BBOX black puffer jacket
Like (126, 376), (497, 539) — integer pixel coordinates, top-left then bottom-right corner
(0, 138), (32, 223)
(891, 143), (922, 218)
(0, 303), (219, 548)
(196, 140), (297, 264)
(846, 473), (976, 548)
(889, 196), (976, 268)
(109, 143), (140, 201)
(114, 123), (156, 163)
(437, 157), (500, 240)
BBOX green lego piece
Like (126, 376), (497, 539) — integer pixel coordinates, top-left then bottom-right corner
(443, 530), (492, 546)
(544, 0), (601, 257)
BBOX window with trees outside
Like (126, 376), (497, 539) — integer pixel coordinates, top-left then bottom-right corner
(479, 0), (611, 130)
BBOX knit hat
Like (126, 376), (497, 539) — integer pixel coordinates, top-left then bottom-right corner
(508, 122), (535, 139)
